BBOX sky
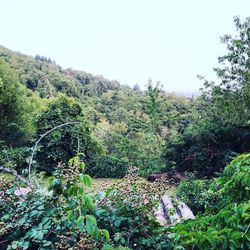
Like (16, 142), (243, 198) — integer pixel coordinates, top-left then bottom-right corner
(0, 0), (249, 94)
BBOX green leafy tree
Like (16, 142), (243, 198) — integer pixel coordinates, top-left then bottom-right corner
(145, 79), (162, 141)
(0, 60), (35, 146)
(164, 17), (250, 176)
(200, 16), (250, 127)
(35, 94), (104, 172)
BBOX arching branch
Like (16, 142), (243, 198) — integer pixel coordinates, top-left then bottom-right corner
(28, 122), (79, 180)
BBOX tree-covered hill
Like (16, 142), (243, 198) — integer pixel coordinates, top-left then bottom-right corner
(0, 45), (122, 99)
(0, 45), (195, 176)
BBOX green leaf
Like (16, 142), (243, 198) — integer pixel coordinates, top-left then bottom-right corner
(114, 219), (121, 227)
(76, 216), (84, 233)
(67, 210), (74, 220)
(22, 241), (30, 250)
(80, 174), (92, 187)
(83, 196), (94, 209)
(102, 245), (114, 250)
(231, 231), (242, 240)
(68, 158), (74, 167)
(95, 208), (106, 217)
(101, 229), (110, 241)
(41, 217), (49, 225)
(86, 215), (97, 235)
(36, 231), (44, 241)
(2, 214), (10, 220)
(47, 176), (55, 185)
(17, 217), (26, 226)
(42, 240), (52, 247)
(11, 241), (19, 249)
(80, 162), (85, 171)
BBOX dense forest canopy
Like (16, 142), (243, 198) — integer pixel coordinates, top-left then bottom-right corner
(0, 16), (249, 250)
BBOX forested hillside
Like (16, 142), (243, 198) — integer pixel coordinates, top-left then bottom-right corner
(0, 17), (249, 250)
(0, 44), (196, 177)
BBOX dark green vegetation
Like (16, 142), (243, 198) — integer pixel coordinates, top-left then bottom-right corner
(0, 17), (249, 249)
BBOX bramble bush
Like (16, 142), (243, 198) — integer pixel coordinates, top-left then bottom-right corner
(1, 153), (249, 250)
(176, 179), (218, 214)
(0, 156), (128, 250)
(94, 154), (250, 249)
(169, 153), (250, 249)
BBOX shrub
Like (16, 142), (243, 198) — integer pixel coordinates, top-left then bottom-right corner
(170, 200), (250, 250)
(169, 153), (250, 249)
(88, 155), (130, 178)
(35, 94), (104, 173)
(176, 179), (217, 214)
(0, 146), (31, 173)
(0, 157), (120, 250)
(94, 174), (167, 249)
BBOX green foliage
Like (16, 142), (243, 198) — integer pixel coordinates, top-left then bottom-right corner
(0, 158), (113, 249)
(176, 179), (216, 214)
(177, 153), (250, 214)
(169, 154), (250, 249)
(201, 16), (250, 127)
(88, 155), (130, 178)
(95, 179), (167, 249)
(218, 153), (250, 206)
(0, 45), (194, 176)
(35, 94), (104, 172)
(0, 60), (37, 146)
(0, 16), (249, 250)
(0, 45), (122, 99)
(0, 146), (31, 172)
(170, 201), (250, 250)
(94, 154), (250, 250)
(164, 120), (246, 174)
(164, 17), (250, 176)
(145, 79), (162, 140)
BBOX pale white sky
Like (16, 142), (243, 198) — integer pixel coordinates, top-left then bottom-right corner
(0, 0), (249, 93)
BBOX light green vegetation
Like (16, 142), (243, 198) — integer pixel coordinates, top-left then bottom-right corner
(0, 16), (249, 249)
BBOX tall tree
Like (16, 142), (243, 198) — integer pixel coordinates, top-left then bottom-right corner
(200, 16), (250, 127)
(35, 94), (104, 172)
(146, 79), (162, 143)
(0, 60), (34, 146)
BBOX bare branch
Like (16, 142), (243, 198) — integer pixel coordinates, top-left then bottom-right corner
(0, 165), (33, 189)
(28, 122), (79, 180)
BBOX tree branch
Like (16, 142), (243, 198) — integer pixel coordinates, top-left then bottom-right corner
(0, 165), (33, 189)
(28, 122), (79, 180)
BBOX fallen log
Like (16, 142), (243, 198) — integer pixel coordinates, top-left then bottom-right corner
(155, 195), (194, 227)
(161, 195), (181, 225)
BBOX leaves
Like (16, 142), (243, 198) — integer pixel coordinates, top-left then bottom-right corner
(101, 229), (110, 241)
(86, 215), (97, 235)
(80, 174), (92, 187)
(76, 216), (84, 233)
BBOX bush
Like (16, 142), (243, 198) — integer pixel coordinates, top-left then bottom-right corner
(0, 146), (31, 173)
(176, 179), (217, 214)
(0, 158), (121, 250)
(170, 153), (250, 249)
(88, 155), (130, 178)
(35, 94), (104, 173)
(170, 200), (250, 250)
(94, 174), (167, 249)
